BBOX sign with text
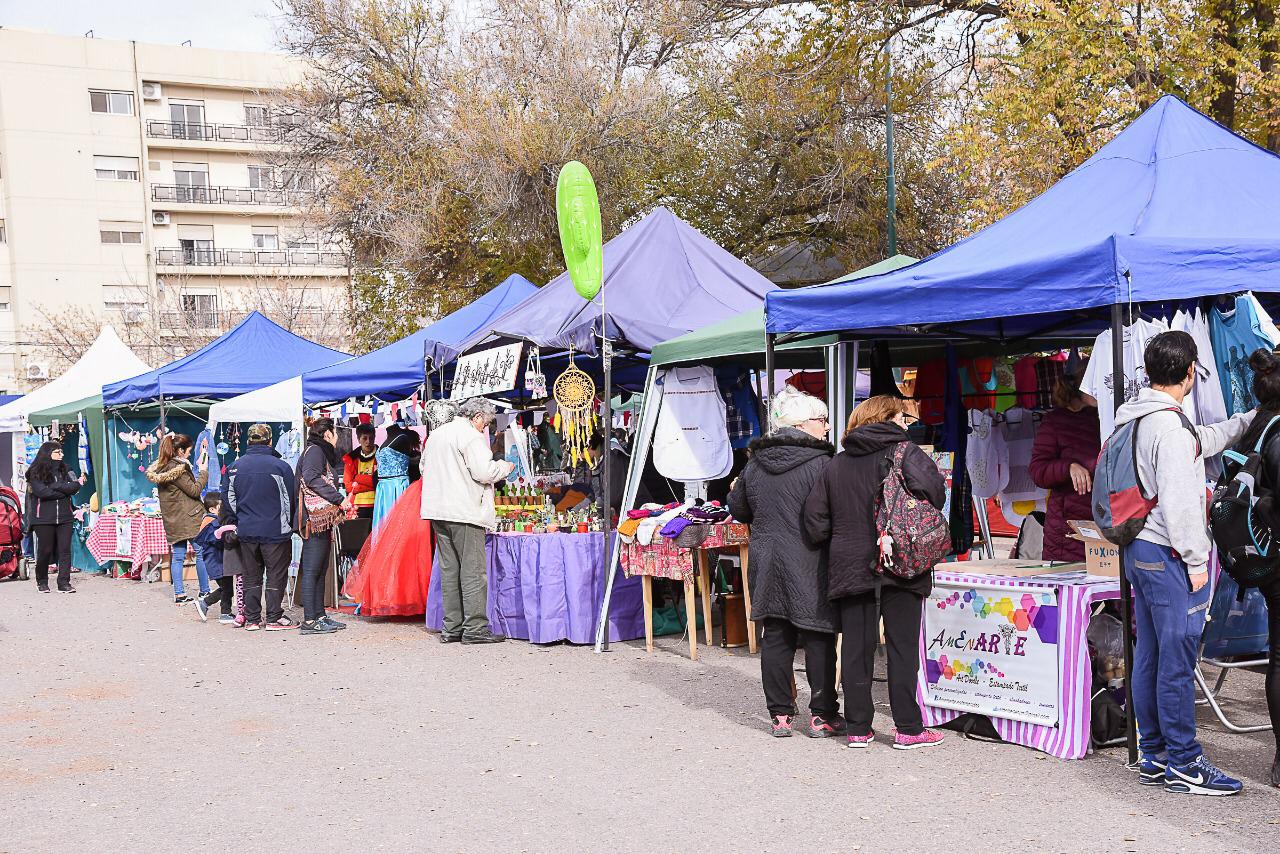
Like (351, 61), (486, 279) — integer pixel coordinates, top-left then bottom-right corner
(922, 580), (1060, 726)
(450, 343), (523, 400)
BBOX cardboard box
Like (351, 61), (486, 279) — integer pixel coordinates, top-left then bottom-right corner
(1068, 520), (1120, 577)
(945, 558), (1085, 579)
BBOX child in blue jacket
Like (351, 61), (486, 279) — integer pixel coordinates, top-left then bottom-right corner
(194, 493), (234, 623)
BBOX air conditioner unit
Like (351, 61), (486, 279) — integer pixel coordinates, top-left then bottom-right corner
(142, 82), (162, 101)
(26, 363), (48, 381)
(152, 211), (171, 226)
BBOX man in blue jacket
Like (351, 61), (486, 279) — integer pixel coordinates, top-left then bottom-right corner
(224, 423), (297, 631)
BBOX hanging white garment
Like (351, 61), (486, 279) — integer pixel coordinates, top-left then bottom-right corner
(1174, 308), (1229, 427)
(965, 409), (1008, 500)
(652, 367), (732, 482)
(1081, 317), (1169, 441)
(998, 407), (1047, 526)
(1248, 293), (1280, 345)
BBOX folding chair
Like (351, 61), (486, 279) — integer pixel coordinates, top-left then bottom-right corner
(1193, 573), (1273, 734)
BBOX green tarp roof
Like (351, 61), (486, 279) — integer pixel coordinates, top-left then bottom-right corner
(650, 255), (917, 367)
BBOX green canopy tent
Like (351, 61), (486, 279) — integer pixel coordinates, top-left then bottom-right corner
(594, 254), (917, 649)
(26, 394), (108, 505)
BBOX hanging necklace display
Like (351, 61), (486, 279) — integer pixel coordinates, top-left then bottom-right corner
(553, 350), (597, 468)
(524, 346), (548, 399)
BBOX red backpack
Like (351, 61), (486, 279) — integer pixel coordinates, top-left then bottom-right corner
(874, 443), (951, 579)
(0, 487), (23, 581)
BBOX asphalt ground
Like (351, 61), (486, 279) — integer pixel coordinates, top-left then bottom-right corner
(2, 574), (1278, 853)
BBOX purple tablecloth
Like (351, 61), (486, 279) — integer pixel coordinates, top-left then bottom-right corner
(425, 532), (645, 644)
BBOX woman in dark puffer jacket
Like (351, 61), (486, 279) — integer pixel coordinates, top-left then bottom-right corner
(24, 441), (86, 593)
(728, 387), (841, 739)
(1028, 371), (1100, 562)
(805, 395), (947, 751)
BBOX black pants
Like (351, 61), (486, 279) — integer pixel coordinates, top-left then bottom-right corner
(203, 576), (235, 615)
(355, 506), (374, 519)
(838, 585), (925, 737)
(241, 540), (292, 624)
(1260, 575), (1280, 756)
(299, 531), (331, 621)
(760, 618), (839, 719)
(32, 523), (73, 590)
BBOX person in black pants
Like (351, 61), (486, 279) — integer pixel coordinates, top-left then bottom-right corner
(805, 395), (948, 750)
(727, 387), (842, 738)
(194, 492), (237, 623)
(295, 418), (346, 635)
(24, 442), (85, 593)
(224, 423), (298, 631)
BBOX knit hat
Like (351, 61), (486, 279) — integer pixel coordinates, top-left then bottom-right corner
(247, 423), (272, 444)
(771, 385), (827, 428)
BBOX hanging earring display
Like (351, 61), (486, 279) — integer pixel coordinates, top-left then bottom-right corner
(553, 351), (597, 468)
(524, 346), (548, 399)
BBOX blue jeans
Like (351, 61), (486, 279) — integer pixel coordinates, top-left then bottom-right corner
(171, 540), (210, 597)
(1124, 539), (1212, 767)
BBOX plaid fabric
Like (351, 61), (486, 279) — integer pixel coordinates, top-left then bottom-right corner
(1034, 357), (1066, 410)
(86, 515), (169, 569)
(620, 522), (749, 581)
(721, 387), (752, 445)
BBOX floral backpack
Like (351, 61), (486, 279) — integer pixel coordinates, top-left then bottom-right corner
(874, 442), (951, 579)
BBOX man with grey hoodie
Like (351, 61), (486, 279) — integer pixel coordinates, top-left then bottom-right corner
(1116, 331), (1253, 796)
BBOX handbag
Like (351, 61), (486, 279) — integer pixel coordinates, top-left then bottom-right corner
(300, 471), (344, 534)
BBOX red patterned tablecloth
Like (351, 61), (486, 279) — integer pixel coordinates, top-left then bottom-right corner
(86, 514), (170, 571)
(620, 522), (748, 581)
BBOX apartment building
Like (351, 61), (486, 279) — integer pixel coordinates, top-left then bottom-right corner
(0, 28), (350, 393)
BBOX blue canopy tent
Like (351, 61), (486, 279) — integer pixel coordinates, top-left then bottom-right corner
(301, 274), (539, 404)
(104, 311), (349, 407)
(763, 95), (1280, 764)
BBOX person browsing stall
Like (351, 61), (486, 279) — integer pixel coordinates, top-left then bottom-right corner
(1116, 331), (1253, 795)
(419, 398), (515, 644)
(146, 434), (211, 604)
(1029, 371), (1101, 562)
(727, 387), (841, 738)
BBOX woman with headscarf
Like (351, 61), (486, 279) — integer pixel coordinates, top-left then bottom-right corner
(24, 441), (86, 593)
(727, 387), (841, 738)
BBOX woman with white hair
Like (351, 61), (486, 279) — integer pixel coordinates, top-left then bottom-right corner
(727, 386), (842, 738)
(419, 397), (515, 644)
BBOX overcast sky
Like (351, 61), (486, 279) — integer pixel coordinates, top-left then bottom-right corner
(0, 0), (286, 53)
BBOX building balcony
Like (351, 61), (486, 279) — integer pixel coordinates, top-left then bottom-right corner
(158, 308), (336, 332)
(146, 120), (293, 145)
(151, 184), (312, 208)
(155, 247), (347, 270)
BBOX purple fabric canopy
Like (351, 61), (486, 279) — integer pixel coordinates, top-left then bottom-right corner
(460, 207), (776, 355)
(425, 532), (644, 644)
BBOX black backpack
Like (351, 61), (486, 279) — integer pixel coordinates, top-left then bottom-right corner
(1209, 414), (1280, 589)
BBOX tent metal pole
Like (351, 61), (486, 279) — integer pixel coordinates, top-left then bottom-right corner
(599, 335), (614, 652)
(158, 395), (166, 433)
(1112, 302), (1139, 766)
(764, 333), (777, 428)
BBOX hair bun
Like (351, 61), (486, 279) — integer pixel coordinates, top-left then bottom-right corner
(1249, 347), (1280, 376)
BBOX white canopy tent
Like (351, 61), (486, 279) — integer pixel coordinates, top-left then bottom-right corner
(0, 326), (150, 432)
(207, 375), (304, 431)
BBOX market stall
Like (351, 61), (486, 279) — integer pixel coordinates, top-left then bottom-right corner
(764, 95), (1280, 761)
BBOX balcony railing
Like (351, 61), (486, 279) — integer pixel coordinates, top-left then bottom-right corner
(159, 309), (335, 330)
(151, 184), (312, 206)
(147, 120), (292, 143)
(156, 248), (347, 267)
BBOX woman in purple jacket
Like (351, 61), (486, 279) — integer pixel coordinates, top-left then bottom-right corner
(1028, 372), (1101, 563)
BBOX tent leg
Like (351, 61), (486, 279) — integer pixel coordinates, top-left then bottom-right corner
(1111, 302), (1138, 767)
(599, 339), (614, 652)
(764, 333), (777, 429)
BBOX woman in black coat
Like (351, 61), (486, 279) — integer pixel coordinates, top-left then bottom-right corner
(727, 387), (840, 738)
(804, 395), (947, 750)
(24, 441), (86, 593)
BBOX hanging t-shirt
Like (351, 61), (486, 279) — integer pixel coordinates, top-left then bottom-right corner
(960, 357), (998, 410)
(274, 428), (302, 470)
(1173, 309), (1228, 427)
(965, 409), (1008, 500)
(1210, 294), (1280, 415)
(993, 357), (1017, 413)
(998, 407), (1047, 525)
(1081, 317), (1168, 441)
(653, 367), (732, 482)
(1013, 356), (1040, 409)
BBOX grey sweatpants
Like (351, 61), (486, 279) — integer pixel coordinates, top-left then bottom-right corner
(433, 520), (490, 638)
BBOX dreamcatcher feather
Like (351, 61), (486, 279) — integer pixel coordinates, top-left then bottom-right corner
(553, 351), (597, 468)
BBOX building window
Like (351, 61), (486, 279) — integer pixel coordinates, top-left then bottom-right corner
(0, 287), (10, 311)
(181, 292), (218, 327)
(252, 226), (279, 250)
(103, 285), (147, 313)
(286, 237), (318, 250)
(168, 101), (208, 140)
(173, 162), (211, 202)
(279, 169), (315, 191)
(94, 155), (139, 181)
(247, 166), (274, 189)
(244, 104), (271, 126)
(90, 90), (135, 115)
(100, 222), (143, 244)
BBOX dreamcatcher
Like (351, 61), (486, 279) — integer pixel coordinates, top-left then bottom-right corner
(553, 351), (597, 468)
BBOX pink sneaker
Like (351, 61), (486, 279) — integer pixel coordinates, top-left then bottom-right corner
(769, 714), (793, 738)
(808, 715), (848, 739)
(846, 730), (875, 749)
(892, 729), (945, 750)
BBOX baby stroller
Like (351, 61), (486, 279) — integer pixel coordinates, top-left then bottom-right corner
(0, 487), (24, 581)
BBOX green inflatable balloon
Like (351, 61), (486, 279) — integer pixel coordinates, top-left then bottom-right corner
(556, 161), (603, 301)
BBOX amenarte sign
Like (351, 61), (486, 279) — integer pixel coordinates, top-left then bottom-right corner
(922, 581), (1060, 726)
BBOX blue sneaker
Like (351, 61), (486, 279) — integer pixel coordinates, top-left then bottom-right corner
(1165, 756), (1242, 796)
(1138, 756), (1167, 787)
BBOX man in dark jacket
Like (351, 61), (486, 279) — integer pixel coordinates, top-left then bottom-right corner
(727, 387), (841, 738)
(224, 423), (297, 631)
